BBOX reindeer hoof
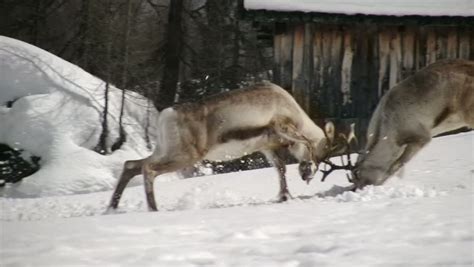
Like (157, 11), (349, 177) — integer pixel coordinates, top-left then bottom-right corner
(277, 192), (293, 202)
(103, 207), (115, 215)
(103, 206), (123, 215)
(148, 207), (159, 212)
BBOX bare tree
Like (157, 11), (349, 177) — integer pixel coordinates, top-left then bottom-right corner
(93, 0), (116, 155)
(112, 0), (132, 151)
(76, 0), (92, 69)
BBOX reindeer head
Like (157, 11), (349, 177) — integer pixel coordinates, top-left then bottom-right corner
(299, 122), (357, 184)
(349, 121), (414, 189)
(351, 137), (408, 189)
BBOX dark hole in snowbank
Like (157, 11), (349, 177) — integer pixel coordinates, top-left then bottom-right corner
(182, 151), (298, 178)
(0, 143), (41, 186)
(210, 152), (272, 174)
(5, 97), (20, 108)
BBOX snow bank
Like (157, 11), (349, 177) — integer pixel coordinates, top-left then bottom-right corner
(0, 36), (171, 197)
(244, 0), (474, 17)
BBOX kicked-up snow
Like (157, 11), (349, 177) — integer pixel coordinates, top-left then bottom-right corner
(1, 132), (473, 266)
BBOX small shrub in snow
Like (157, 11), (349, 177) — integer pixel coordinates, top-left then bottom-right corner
(0, 143), (40, 185)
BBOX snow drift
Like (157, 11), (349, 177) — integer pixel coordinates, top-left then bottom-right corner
(0, 36), (167, 197)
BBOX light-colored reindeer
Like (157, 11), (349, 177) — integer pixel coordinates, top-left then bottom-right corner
(108, 82), (343, 211)
(353, 59), (474, 188)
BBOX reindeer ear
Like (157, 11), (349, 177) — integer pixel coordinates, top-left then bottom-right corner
(347, 123), (358, 146)
(324, 121), (335, 142)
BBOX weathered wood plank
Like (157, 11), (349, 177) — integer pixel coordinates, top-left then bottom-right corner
(436, 28), (449, 60)
(471, 30), (474, 60)
(402, 27), (416, 77)
(292, 24), (305, 108)
(368, 25), (380, 114)
(378, 30), (390, 97)
(458, 28), (470, 59)
(302, 23), (313, 113)
(330, 26), (343, 117)
(341, 30), (353, 106)
(321, 27), (332, 116)
(312, 26), (322, 88)
(311, 25), (324, 122)
(426, 28), (437, 64)
(351, 25), (370, 118)
(389, 29), (402, 89)
(273, 32), (282, 85)
(416, 27), (426, 70)
(447, 29), (458, 58)
(280, 25), (294, 91)
(348, 25), (373, 145)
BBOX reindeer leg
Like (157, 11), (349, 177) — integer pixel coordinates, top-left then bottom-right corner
(143, 161), (159, 211)
(263, 148), (292, 202)
(274, 124), (323, 184)
(107, 159), (144, 211)
(143, 158), (197, 211)
(389, 137), (431, 176)
(396, 166), (406, 179)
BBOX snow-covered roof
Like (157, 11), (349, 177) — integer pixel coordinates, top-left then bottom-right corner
(244, 0), (474, 17)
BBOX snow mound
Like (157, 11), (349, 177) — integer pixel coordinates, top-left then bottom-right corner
(0, 36), (172, 197)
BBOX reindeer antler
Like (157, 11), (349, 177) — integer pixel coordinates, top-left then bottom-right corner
(320, 123), (358, 183)
(320, 157), (356, 182)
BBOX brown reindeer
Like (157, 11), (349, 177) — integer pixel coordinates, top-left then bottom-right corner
(352, 59), (474, 188)
(107, 82), (344, 211)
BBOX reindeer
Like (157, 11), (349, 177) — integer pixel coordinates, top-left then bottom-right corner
(352, 59), (474, 189)
(107, 82), (344, 211)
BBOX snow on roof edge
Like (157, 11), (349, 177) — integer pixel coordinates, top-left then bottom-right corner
(244, 0), (474, 17)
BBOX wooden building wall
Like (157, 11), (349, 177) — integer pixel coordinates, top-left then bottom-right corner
(272, 23), (474, 145)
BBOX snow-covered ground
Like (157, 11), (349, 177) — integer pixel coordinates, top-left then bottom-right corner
(1, 132), (473, 266)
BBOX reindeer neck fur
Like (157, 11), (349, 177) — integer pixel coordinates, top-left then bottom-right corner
(379, 60), (472, 142)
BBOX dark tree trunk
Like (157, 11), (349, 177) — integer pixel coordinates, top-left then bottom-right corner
(112, 0), (132, 152)
(31, 1), (41, 45)
(77, 0), (91, 69)
(230, 8), (241, 86)
(94, 77), (110, 155)
(93, 1), (113, 155)
(156, 0), (184, 110)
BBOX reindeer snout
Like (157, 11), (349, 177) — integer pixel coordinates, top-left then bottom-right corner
(350, 169), (365, 189)
(352, 166), (387, 189)
(298, 161), (316, 184)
